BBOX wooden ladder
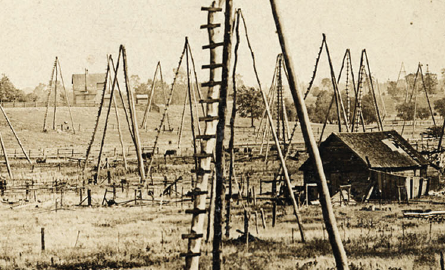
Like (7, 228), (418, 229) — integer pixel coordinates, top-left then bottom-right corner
(182, 3), (224, 269)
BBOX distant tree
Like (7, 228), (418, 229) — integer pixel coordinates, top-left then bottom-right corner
(360, 94), (378, 124)
(236, 86), (264, 127)
(310, 86), (321, 97)
(440, 68), (445, 93)
(405, 73), (416, 90)
(405, 72), (439, 95)
(424, 72), (439, 95)
(386, 81), (404, 98)
(25, 92), (39, 102)
(416, 107), (430, 120)
(321, 78), (332, 91)
(0, 75), (26, 102)
(130, 75), (141, 89)
(434, 97), (445, 117)
(309, 90), (336, 123)
(397, 101), (430, 120)
(32, 83), (48, 101)
(284, 98), (297, 121)
(134, 82), (149, 95)
(396, 102), (415, 121)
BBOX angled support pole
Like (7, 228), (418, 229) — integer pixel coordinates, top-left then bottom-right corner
(269, 1), (349, 269)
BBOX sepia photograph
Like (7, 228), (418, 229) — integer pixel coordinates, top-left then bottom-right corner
(0, 1), (444, 269)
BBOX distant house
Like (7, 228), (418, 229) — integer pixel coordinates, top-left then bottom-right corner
(300, 130), (432, 201)
(72, 72), (106, 105)
(136, 94), (149, 104)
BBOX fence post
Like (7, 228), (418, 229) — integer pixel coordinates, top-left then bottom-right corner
(41, 228), (45, 251)
(87, 189), (91, 206)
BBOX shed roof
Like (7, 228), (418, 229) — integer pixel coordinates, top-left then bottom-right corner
(301, 130), (429, 171)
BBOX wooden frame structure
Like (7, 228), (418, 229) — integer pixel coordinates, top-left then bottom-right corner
(43, 57), (76, 134)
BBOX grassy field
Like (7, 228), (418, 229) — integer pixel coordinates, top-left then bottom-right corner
(0, 104), (443, 269)
(2, 197), (445, 269)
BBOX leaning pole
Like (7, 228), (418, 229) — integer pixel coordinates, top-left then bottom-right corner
(269, 1), (349, 269)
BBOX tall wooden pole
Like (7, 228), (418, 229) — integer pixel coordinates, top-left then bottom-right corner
(56, 59), (76, 134)
(238, 5), (305, 242)
(213, 0), (233, 269)
(177, 84), (189, 149)
(0, 130), (12, 179)
(186, 38), (200, 177)
(43, 59), (56, 132)
(269, 1), (349, 269)
(121, 45), (145, 181)
(113, 89), (127, 170)
(258, 68), (305, 243)
(84, 59), (111, 171)
(141, 62), (160, 128)
(0, 105), (31, 163)
(96, 56), (119, 180)
(363, 50), (384, 131)
(226, 8), (241, 238)
(53, 58), (58, 131)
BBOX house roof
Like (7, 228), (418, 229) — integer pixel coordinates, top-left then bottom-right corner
(72, 73), (106, 92)
(301, 130), (429, 171)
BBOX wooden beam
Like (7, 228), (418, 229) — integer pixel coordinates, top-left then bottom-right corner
(121, 45), (145, 181)
(213, 0), (233, 268)
(269, 1), (349, 269)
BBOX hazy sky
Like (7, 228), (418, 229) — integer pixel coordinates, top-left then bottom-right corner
(0, 0), (444, 90)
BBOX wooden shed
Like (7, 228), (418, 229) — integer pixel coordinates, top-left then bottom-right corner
(300, 130), (431, 201)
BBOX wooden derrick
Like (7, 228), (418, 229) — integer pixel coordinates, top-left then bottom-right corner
(83, 47), (145, 182)
(231, 7), (305, 242)
(146, 41), (187, 180)
(42, 57), (76, 134)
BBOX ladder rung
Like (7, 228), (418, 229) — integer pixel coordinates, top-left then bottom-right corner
(201, 81), (222, 87)
(202, 42), (224, 50)
(199, 116), (219, 122)
(180, 252), (202, 258)
(196, 134), (216, 140)
(194, 153), (213, 158)
(201, 7), (222, 12)
(182, 233), (204, 239)
(202, 63), (224, 69)
(191, 168), (212, 175)
(199, 98), (221, 104)
(200, 23), (221, 29)
(185, 209), (207, 215)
